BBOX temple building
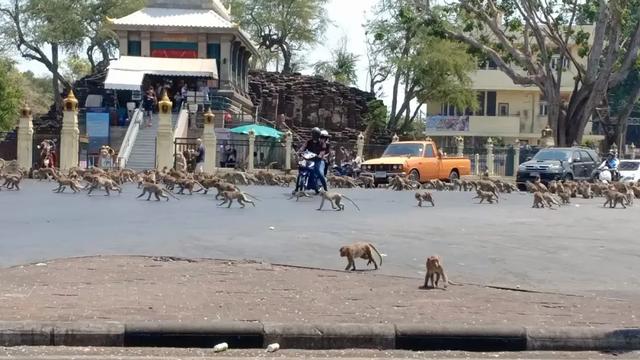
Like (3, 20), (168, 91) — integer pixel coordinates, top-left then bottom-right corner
(106, 0), (258, 119)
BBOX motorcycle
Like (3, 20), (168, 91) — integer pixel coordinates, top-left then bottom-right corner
(593, 164), (620, 183)
(295, 150), (319, 193)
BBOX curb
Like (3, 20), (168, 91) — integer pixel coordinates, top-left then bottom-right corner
(0, 321), (638, 351)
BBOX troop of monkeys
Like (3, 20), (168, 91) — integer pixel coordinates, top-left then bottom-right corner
(525, 178), (637, 209)
(339, 242), (451, 289)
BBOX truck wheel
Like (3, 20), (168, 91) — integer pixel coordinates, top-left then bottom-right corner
(449, 170), (459, 182)
(409, 169), (420, 182)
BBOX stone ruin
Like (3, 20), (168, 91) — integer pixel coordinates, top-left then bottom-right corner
(248, 71), (378, 143)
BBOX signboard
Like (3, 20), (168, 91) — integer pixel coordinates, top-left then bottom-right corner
(425, 115), (470, 132)
(86, 112), (110, 153)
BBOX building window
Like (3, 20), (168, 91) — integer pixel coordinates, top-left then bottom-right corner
(539, 101), (548, 116)
(498, 103), (509, 116)
(127, 41), (141, 56)
(476, 92), (485, 116)
(486, 91), (497, 116)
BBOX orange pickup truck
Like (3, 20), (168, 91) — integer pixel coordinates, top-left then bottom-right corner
(361, 140), (471, 184)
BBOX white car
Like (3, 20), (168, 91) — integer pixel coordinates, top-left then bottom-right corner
(618, 160), (640, 183)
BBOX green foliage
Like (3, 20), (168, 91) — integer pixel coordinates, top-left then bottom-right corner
(313, 41), (359, 86)
(63, 55), (91, 83)
(0, 59), (24, 132)
(223, 0), (328, 73)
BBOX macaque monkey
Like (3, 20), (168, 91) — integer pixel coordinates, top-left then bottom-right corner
(473, 190), (498, 204)
(415, 191), (435, 207)
(53, 176), (84, 193)
(87, 177), (121, 196)
(603, 190), (627, 209)
(137, 182), (179, 201)
(339, 242), (383, 271)
(289, 190), (311, 201)
(317, 190), (361, 211)
(218, 190), (258, 208)
(424, 255), (448, 289)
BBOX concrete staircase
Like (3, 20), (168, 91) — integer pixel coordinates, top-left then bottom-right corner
(126, 114), (177, 171)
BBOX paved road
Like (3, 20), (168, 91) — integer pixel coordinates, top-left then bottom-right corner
(1, 180), (639, 293)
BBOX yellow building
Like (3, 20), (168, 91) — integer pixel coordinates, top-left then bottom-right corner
(425, 26), (604, 148)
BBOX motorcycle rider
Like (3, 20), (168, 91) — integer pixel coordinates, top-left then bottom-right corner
(297, 127), (328, 193)
(319, 130), (331, 177)
(599, 151), (620, 181)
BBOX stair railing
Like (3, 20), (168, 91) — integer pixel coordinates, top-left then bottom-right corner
(117, 107), (143, 168)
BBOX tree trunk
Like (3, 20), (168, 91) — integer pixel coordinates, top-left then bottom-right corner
(388, 69), (402, 130)
(280, 45), (292, 74)
(51, 43), (62, 112)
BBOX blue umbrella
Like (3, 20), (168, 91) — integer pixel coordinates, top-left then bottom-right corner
(229, 124), (284, 139)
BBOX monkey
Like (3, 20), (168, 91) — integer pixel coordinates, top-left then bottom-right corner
(1, 173), (23, 190)
(415, 191), (435, 207)
(424, 256), (448, 289)
(558, 190), (571, 205)
(580, 184), (593, 199)
(213, 181), (240, 199)
(288, 190), (311, 201)
(217, 190), (259, 208)
(547, 180), (558, 194)
(473, 190), (498, 204)
(317, 190), (361, 211)
(280, 174), (297, 187)
(86, 176), (122, 196)
(176, 179), (204, 195)
(34, 167), (57, 181)
(52, 176), (84, 193)
(533, 178), (549, 193)
(542, 192), (561, 208)
(339, 242), (383, 271)
(194, 178), (221, 194)
(477, 180), (499, 198)
(357, 175), (375, 189)
(451, 178), (463, 191)
(532, 191), (547, 208)
(603, 190), (627, 209)
(137, 182), (180, 201)
(443, 183), (456, 191)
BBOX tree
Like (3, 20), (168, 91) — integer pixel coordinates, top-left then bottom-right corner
(17, 70), (54, 116)
(423, 0), (640, 146)
(62, 55), (92, 83)
(366, 1), (478, 132)
(224, 0), (329, 73)
(0, 0), (86, 110)
(363, 99), (388, 143)
(313, 40), (360, 86)
(0, 58), (24, 132)
(600, 69), (640, 150)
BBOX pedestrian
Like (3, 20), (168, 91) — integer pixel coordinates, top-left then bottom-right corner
(195, 138), (205, 174)
(143, 88), (155, 128)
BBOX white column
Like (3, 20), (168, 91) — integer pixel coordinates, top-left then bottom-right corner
(513, 139), (520, 176)
(141, 31), (150, 57)
(357, 132), (365, 160)
(248, 129), (255, 172)
(474, 154), (480, 175)
(202, 109), (217, 173)
(284, 130), (293, 171)
(198, 34), (207, 59)
(17, 104), (34, 170)
(156, 92), (174, 170)
(219, 37), (233, 89)
(117, 31), (128, 56)
(486, 137), (494, 176)
(631, 143), (636, 160)
(59, 91), (80, 172)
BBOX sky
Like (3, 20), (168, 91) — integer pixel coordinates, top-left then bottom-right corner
(15, 0), (395, 103)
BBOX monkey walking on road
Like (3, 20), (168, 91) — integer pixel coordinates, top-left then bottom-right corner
(137, 182), (180, 201)
(317, 190), (361, 211)
(218, 190), (259, 208)
(339, 242), (383, 271)
(288, 190), (311, 201)
(473, 190), (498, 204)
(415, 191), (435, 207)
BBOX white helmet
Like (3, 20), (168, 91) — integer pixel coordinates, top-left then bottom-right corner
(320, 129), (329, 138)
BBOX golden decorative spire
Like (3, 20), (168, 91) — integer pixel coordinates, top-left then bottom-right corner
(64, 89), (79, 112)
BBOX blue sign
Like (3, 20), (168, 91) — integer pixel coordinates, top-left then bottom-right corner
(86, 112), (110, 153)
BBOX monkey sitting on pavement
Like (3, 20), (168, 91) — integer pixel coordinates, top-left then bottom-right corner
(137, 182), (180, 201)
(424, 256), (448, 289)
(415, 191), (435, 207)
(217, 190), (259, 208)
(339, 242), (383, 271)
(473, 190), (498, 204)
(317, 190), (361, 211)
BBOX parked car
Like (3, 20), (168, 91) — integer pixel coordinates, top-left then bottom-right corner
(516, 147), (600, 189)
(618, 160), (640, 183)
(361, 140), (471, 185)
